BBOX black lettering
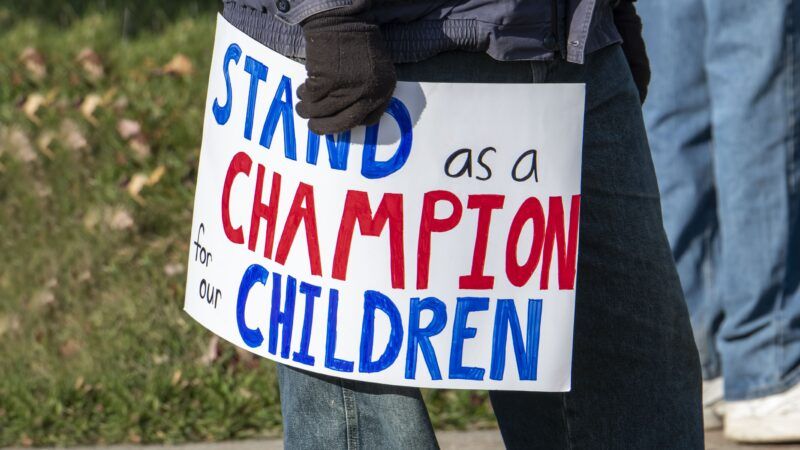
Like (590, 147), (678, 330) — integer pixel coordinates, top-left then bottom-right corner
(512, 149), (538, 182)
(444, 148), (472, 178)
(476, 147), (495, 181)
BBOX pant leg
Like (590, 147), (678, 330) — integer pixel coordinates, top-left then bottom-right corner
(277, 364), (438, 449)
(702, 0), (800, 401)
(276, 53), (538, 450)
(637, 0), (724, 381)
(490, 45), (704, 449)
(278, 46), (702, 449)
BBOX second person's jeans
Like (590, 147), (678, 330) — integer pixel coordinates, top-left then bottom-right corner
(638, 0), (800, 402)
(278, 45), (703, 449)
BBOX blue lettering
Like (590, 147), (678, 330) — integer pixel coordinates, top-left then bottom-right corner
(243, 56), (268, 140)
(449, 297), (489, 380)
(306, 130), (351, 170)
(490, 299), (543, 381)
(405, 297), (447, 380)
(292, 282), (321, 366)
(361, 97), (412, 179)
(359, 290), (404, 373)
(212, 43), (242, 125)
(236, 263), (268, 348)
(260, 75), (297, 160)
(325, 288), (354, 372)
(268, 273), (295, 359)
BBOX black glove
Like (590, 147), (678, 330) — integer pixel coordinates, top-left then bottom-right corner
(613, 1), (650, 104)
(296, 1), (396, 135)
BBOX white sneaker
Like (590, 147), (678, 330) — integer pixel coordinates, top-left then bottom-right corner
(724, 382), (800, 443)
(703, 377), (725, 431)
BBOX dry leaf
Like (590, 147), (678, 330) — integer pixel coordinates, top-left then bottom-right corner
(113, 95), (129, 112)
(0, 314), (21, 337)
(2, 127), (37, 162)
(106, 208), (134, 230)
(238, 387), (253, 399)
(31, 290), (55, 309)
(164, 262), (185, 277)
(33, 180), (52, 198)
(147, 165), (166, 185)
(36, 131), (56, 159)
(11, 72), (23, 86)
(162, 53), (194, 76)
(128, 135), (151, 160)
(82, 207), (102, 231)
(76, 47), (105, 82)
(126, 166), (165, 203)
(126, 173), (149, 204)
(60, 119), (88, 152)
(199, 335), (220, 366)
(171, 369), (182, 385)
(19, 47), (46, 81)
(60, 339), (81, 357)
(22, 94), (45, 124)
(79, 94), (103, 125)
(102, 88), (118, 104)
(116, 118), (141, 140)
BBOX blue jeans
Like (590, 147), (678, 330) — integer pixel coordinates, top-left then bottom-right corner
(278, 45), (703, 449)
(638, 0), (800, 401)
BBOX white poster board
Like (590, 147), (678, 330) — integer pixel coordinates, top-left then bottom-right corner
(185, 15), (585, 392)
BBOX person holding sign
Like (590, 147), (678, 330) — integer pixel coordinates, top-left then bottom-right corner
(218, 0), (703, 448)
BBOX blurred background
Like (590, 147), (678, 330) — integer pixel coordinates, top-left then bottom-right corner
(0, 2), (496, 446)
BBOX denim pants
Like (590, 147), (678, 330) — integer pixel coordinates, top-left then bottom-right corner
(637, 1), (800, 401)
(277, 44), (703, 449)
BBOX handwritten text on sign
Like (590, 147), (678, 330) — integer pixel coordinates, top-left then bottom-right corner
(184, 15), (585, 391)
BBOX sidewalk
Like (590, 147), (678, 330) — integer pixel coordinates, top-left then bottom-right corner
(7, 431), (800, 450)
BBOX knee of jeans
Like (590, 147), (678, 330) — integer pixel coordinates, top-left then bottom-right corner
(277, 365), (354, 442)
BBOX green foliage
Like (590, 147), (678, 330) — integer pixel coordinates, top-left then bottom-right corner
(0, 11), (283, 447)
(0, 1), (221, 35)
(0, 9), (496, 447)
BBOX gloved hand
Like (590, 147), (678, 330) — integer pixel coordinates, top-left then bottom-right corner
(297, 0), (396, 135)
(613, 1), (650, 104)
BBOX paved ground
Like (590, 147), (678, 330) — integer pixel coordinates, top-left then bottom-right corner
(8, 430), (800, 449)
(705, 431), (800, 450)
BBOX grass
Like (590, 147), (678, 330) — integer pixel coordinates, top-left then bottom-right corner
(0, 7), (495, 447)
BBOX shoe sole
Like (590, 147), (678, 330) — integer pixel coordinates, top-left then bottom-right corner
(725, 416), (800, 443)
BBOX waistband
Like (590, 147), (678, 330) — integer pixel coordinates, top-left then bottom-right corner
(223, 1), (487, 63)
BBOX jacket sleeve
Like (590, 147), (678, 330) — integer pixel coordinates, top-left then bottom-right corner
(262, 0), (355, 25)
(231, 0), (357, 25)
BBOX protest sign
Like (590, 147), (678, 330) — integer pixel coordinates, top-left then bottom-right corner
(184, 14), (585, 391)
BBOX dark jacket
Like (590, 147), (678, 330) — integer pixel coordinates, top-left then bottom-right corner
(222, 0), (621, 64)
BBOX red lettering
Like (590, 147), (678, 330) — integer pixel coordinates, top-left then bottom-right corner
(416, 190), (463, 289)
(459, 194), (505, 289)
(221, 152), (252, 245)
(505, 197), (546, 287)
(332, 191), (405, 288)
(275, 182), (322, 276)
(540, 195), (581, 290)
(248, 164), (282, 259)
